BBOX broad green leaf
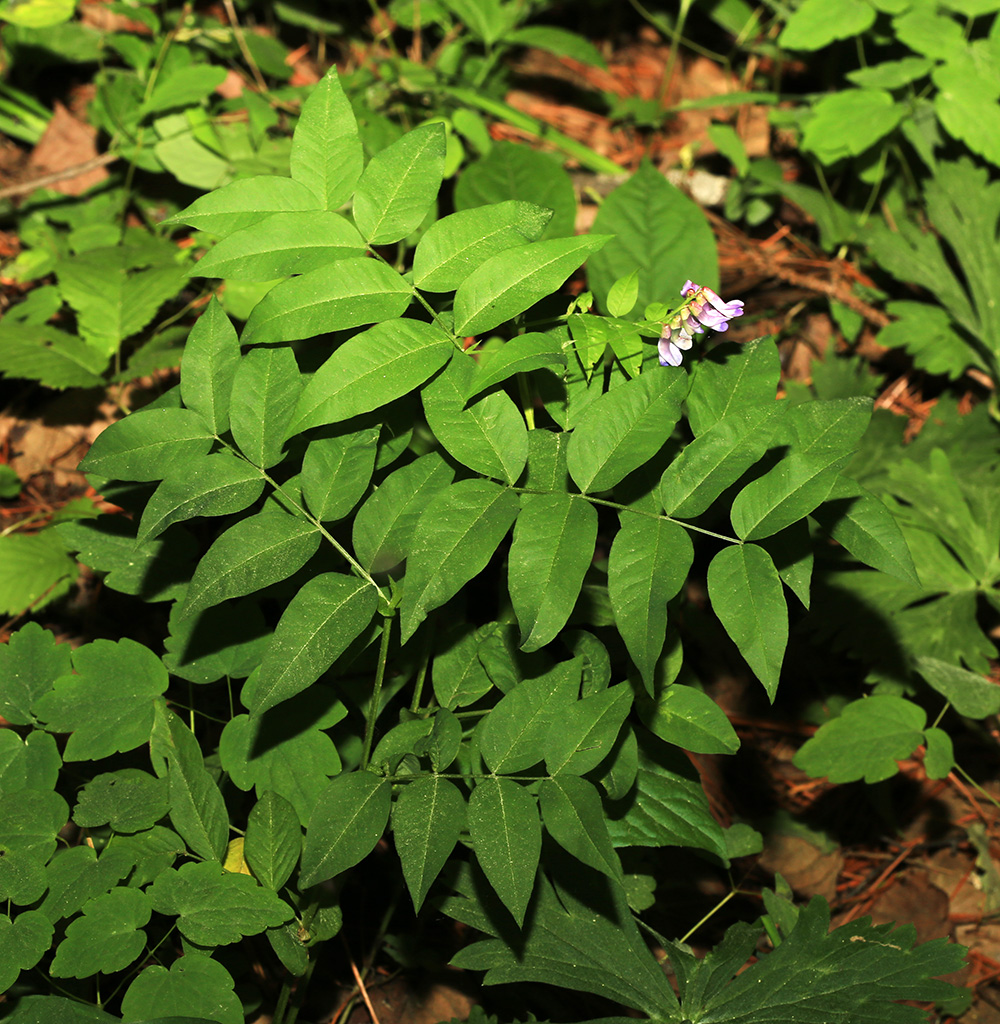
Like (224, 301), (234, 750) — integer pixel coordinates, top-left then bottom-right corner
(150, 708), (229, 862)
(779, 0), (875, 48)
(586, 161), (718, 314)
(73, 769), (169, 833)
(0, 730), (60, 795)
(793, 696), (926, 783)
(934, 62), (1000, 168)
(136, 453), (265, 544)
(248, 573), (378, 716)
(33, 638), (168, 761)
(179, 509), (321, 620)
(686, 339), (781, 436)
(79, 408), (214, 482)
(678, 897), (965, 1024)
(505, 26), (607, 67)
(638, 683), (739, 755)
(0, 788), (67, 905)
(413, 201), (552, 292)
(244, 792), (301, 892)
(166, 175), (322, 236)
(425, 708), (463, 771)
(50, 888), (151, 979)
(608, 515), (692, 693)
(0, 910), (51, 994)
(467, 776), (540, 926)
(802, 89), (903, 164)
(400, 480), (520, 643)
(465, 332), (567, 401)
(0, 618), (70, 724)
(522, 427), (570, 491)
(758, 519), (813, 609)
(706, 544), (787, 700)
(179, 297), (240, 435)
(812, 480), (919, 584)
(121, 954), (242, 1024)
(292, 319), (453, 434)
(431, 624), (496, 710)
(354, 122), (446, 244)
(0, 321), (106, 389)
(916, 657), (1000, 718)
(730, 452), (843, 541)
(300, 771), (391, 888)
(780, 396), (872, 457)
(508, 492), (596, 651)
(352, 452), (454, 574)
(606, 734), (727, 859)
(538, 776), (621, 879)
(422, 351), (528, 484)
(284, 427), (364, 522)
(923, 727), (955, 780)
(193, 210), (366, 281)
(479, 659), (581, 774)
(446, 863), (678, 1017)
(230, 345), (301, 469)
(219, 692), (345, 824)
(39, 845), (132, 926)
(439, 0), (509, 43)
(453, 234), (610, 336)
(0, 531), (78, 618)
(140, 64), (227, 116)
(290, 67), (363, 210)
(393, 776), (465, 912)
(543, 684), (632, 776)
(659, 405), (785, 518)
(243, 258), (412, 346)
(103, 826), (185, 890)
(0, 0), (75, 28)
(567, 370), (686, 494)
(147, 861), (292, 945)
(454, 141), (577, 240)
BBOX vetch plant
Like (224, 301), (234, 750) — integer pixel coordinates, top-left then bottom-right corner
(0, 67), (968, 1023)
(657, 281), (745, 366)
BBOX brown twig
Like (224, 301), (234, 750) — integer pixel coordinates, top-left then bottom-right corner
(0, 152), (120, 200)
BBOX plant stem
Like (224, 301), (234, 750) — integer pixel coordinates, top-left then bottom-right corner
(362, 617), (394, 770)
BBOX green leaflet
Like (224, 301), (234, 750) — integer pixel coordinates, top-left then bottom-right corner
(508, 492), (596, 651)
(567, 369), (687, 494)
(706, 544), (787, 701)
(393, 775), (466, 912)
(686, 338), (781, 436)
(301, 425), (379, 522)
(146, 861), (292, 946)
(79, 407), (215, 482)
(229, 345), (301, 469)
(179, 297), (240, 436)
(453, 234), (611, 336)
(300, 772), (391, 888)
(121, 954), (243, 1024)
(0, 910), (52, 994)
(413, 201), (552, 292)
(422, 350), (529, 485)
(353, 122), (446, 244)
(638, 683), (739, 756)
(50, 888), (150, 979)
(192, 210), (366, 281)
(247, 573), (378, 716)
(167, 174), (323, 236)
(73, 769), (168, 833)
(243, 793), (302, 892)
(243, 258), (413, 346)
(352, 451), (455, 575)
(607, 515), (692, 693)
(467, 776), (541, 926)
(178, 509), (321, 621)
(289, 66), (364, 211)
(538, 776), (622, 880)
(399, 480), (520, 643)
(465, 332), (567, 401)
(543, 684), (632, 776)
(292, 319), (453, 434)
(136, 453), (265, 544)
(33, 638), (168, 762)
(150, 708), (228, 863)
(794, 695), (926, 784)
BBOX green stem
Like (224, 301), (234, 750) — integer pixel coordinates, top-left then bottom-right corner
(284, 954), (317, 1024)
(273, 977), (293, 1024)
(361, 616), (394, 770)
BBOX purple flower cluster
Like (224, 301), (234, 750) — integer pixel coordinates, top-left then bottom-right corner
(658, 280), (745, 367)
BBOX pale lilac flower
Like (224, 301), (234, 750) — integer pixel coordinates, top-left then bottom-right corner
(659, 281), (744, 366)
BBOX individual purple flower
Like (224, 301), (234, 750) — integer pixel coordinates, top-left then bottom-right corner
(659, 281), (744, 366)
